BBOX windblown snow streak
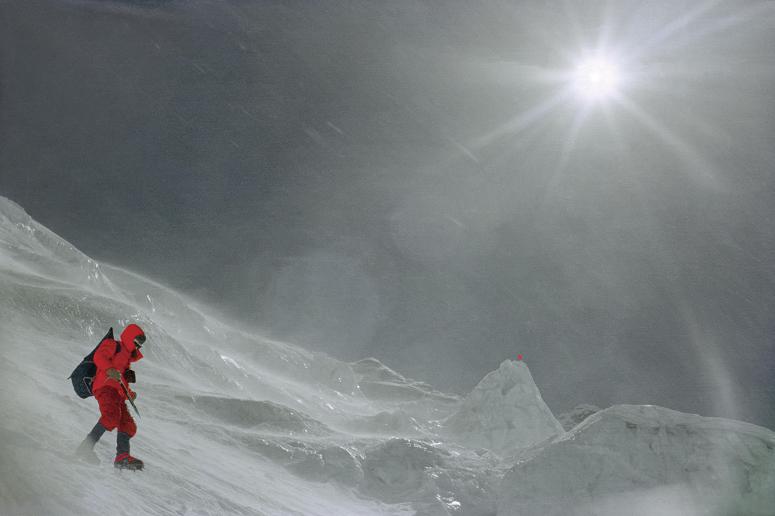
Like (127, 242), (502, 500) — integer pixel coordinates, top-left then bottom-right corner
(1, 195), (773, 515)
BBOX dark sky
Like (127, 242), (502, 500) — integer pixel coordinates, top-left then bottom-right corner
(2, 0), (774, 428)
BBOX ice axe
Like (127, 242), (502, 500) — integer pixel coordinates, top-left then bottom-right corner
(120, 380), (141, 418)
(119, 378), (141, 419)
(107, 368), (141, 418)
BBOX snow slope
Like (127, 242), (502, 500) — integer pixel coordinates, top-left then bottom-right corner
(0, 196), (499, 515)
(1, 195), (774, 516)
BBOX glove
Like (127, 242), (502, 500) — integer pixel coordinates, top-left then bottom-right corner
(125, 369), (136, 383)
(106, 368), (121, 381)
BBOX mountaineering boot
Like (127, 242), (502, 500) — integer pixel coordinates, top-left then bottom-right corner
(114, 453), (144, 470)
(74, 423), (106, 464)
(114, 431), (143, 470)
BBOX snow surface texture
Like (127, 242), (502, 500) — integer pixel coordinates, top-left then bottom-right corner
(0, 195), (773, 516)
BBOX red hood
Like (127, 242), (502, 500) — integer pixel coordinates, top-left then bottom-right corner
(120, 324), (145, 354)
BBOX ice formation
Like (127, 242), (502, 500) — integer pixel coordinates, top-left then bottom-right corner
(443, 359), (565, 454)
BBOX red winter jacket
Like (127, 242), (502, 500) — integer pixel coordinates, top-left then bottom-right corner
(92, 324), (145, 399)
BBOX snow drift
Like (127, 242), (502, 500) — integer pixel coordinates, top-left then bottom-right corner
(1, 194), (774, 516)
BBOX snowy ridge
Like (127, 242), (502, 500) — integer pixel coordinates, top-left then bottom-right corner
(557, 404), (601, 431)
(498, 404), (775, 516)
(0, 196), (115, 292)
(1, 195), (774, 516)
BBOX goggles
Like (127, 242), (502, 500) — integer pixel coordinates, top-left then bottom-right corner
(133, 334), (146, 349)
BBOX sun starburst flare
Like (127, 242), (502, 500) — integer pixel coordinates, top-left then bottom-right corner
(464, 0), (772, 194)
(573, 57), (621, 101)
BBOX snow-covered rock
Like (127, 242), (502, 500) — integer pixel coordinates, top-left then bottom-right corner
(361, 438), (448, 503)
(287, 444), (365, 485)
(558, 404), (601, 431)
(497, 404), (775, 516)
(443, 360), (564, 454)
(360, 438), (503, 516)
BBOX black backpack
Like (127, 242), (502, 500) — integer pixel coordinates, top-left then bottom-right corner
(68, 328), (121, 399)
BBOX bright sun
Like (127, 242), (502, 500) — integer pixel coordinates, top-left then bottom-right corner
(573, 57), (621, 101)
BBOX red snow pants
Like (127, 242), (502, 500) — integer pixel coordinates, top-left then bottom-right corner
(94, 387), (137, 437)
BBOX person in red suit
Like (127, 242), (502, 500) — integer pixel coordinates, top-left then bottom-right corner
(75, 324), (146, 470)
